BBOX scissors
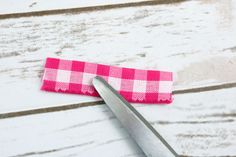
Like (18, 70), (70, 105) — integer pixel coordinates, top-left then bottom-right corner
(93, 76), (179, 157)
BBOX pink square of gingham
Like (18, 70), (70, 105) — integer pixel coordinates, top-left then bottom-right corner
(41, 57), (173, 104)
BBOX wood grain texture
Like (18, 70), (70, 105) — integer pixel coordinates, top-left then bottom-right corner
(0, 0), (187, 19)
(0, 87), (236, 157)
(0, 0), (236, 113)
(0, 0), (150, 14)
(0, 1), (236, 156)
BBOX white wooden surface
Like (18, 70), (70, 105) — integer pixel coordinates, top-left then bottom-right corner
(0, 0), (236, 156)
(0, 0), (152, 14)
(1, 0), (236, 113)
(1, 88), (236, 156)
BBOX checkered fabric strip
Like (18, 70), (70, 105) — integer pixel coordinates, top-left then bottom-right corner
(41, 57), (173, 104)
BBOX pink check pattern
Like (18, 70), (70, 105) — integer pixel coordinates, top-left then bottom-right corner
(41, 58), (173, 104)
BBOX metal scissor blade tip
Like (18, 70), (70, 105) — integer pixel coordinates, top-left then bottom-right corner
(92, 76), (99, 84)
(93, 76), (105, 87)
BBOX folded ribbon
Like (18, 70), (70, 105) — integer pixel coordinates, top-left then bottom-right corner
(41, 57), (173, 104)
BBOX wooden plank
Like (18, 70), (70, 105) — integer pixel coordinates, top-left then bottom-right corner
(0, 0), (148, 14)
(0, 0), (187, 19)
(1, 87), (236, 157)
(0, 0), (236, 113)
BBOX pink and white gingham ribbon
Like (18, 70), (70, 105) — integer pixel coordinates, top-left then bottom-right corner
(41, 57), (173, 104)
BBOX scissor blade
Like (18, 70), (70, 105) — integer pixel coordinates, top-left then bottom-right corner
(92, 76), (178, 157)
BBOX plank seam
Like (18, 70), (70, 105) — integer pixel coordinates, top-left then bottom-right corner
(1, 82), (236, 119)
(0, 0), (187, 20)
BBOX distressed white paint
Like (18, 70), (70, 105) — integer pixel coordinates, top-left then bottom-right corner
(0, 87), (236, 157)
(0, 0), (151, 14)
(0, 1), (236, 156)
(0, 0), (236, 113)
